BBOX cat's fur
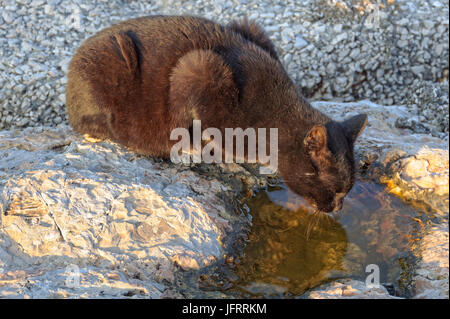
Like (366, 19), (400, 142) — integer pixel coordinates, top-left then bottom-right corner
(66, 15), (367, 213)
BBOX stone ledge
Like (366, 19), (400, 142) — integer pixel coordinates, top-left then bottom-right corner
(0, 125), (244, 298)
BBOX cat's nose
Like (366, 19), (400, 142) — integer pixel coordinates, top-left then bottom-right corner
(332, 201), (343, 212)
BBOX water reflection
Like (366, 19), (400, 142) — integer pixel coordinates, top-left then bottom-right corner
(230, 181), (419, 297)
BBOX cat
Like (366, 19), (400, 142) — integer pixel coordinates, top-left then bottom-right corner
(66, 15), (367, 213)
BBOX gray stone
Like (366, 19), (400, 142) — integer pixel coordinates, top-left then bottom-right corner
(411, 65), (425, 76)
(294, 36), (307, 50)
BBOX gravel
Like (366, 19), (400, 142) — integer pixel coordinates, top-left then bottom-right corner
(397, 80), (449, 135)
(0, 0), (448, 133)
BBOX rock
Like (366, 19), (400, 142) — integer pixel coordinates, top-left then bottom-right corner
(0, 125), (246, 298)
(423, 20), (435, 30)
(411, 65), (426, 76)
(395, 117), (430, 134)
(400, 148), (448, 196)
(2, 12), (13, 24)
(0, 101), (448, 299)
(280, 28), (294, 43)
(397, 39), (408, 48)
(305, 279), (400, 299)
(294, 36), (308, 50)
(331, 32), (348, 45)
(333, 24), (343, 33)
(413, 222), (449, 299)
(401, 80), (449, 135)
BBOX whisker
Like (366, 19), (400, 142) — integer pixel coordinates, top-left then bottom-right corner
(281, 175), (316, 180)
(305, 209), (322, 240)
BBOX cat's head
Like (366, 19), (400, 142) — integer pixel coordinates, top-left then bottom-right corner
(280, 114), (367, 213)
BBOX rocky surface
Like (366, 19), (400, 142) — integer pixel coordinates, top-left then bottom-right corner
(304, 279), (401, 299)
(399, 81), (449, 135)
(0, 101), (447, 299)
(412, 222), (449, 299)
(0, 126), (249, 298)
(0, 0), (448, 132)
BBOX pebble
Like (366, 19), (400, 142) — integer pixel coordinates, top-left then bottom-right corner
(294, 36), (308, 49)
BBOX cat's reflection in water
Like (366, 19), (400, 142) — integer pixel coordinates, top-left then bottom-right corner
(232, 187), (348, 297)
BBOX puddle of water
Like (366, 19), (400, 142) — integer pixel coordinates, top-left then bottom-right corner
(224, 180), (423, 298)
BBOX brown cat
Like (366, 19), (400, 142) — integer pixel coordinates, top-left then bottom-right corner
(66, 15), (367, 213)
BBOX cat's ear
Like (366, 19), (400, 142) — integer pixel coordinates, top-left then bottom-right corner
(304, 125), (328, 154)
(342, 114), (368, 143)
